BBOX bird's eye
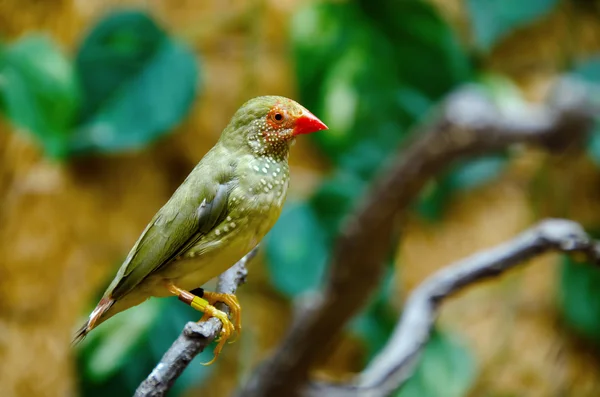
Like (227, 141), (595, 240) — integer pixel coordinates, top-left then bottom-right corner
(267, 108), (287, 127)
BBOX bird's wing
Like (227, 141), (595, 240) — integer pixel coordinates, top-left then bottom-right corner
(107, 180), (231, 300)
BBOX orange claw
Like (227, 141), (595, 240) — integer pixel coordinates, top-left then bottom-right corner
(202, 292), (242, 343)
(198, 304), (235, 366)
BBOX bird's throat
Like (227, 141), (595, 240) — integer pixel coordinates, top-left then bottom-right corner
(246, 122), (291, 162)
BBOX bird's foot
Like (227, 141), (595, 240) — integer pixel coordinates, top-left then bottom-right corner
(166, 283), (236, 365)
(202, 291), (242, 342)
(193, 302), (235, 366)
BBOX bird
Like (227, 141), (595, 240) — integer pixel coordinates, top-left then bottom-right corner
(74, 96), (328, 364)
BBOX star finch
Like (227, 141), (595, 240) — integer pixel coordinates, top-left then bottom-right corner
(74, 96), (327, 364)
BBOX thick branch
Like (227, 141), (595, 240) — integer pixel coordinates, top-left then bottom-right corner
(134, 247), (258, 397)
(305, 219), (600, 396)
(239, 79), (597, 397)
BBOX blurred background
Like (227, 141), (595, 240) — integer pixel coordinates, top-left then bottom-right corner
(2, 0), (600, 396)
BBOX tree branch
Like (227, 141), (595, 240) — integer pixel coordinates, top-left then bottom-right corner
(134, 246), (258, 397)
(304, 219), (600, 396)
(238, 79), (597, 397)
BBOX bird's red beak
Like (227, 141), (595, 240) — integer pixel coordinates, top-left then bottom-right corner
(293, 111), (328, 136)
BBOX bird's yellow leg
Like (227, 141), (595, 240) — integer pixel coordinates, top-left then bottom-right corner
(190, 287), (242, 342)
(166, 283), (234, 365)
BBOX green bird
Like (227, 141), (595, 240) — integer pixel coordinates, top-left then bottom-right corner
(74, 96), (327, 364)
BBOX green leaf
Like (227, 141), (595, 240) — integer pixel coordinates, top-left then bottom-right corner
(265, 202), (329, 297)
(558, 253), (600, 347)
(316, 36), (418, 171)
(467, 0), (559, 51)
(70, 11), (198, 154)
(360, 0), (472, 99)
(315, 25), (408, 161)
(395, 331), (477, 397)
(0, 35), (79, 158)
(292, 2), (412, 165)
(292, 0), (470, 173)
(290, 2), (359, 112)
(75, 11), (165, 120)
(80, 298), (164, 382)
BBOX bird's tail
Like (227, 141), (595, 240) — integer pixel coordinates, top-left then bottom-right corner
(72, 297), (115, 345)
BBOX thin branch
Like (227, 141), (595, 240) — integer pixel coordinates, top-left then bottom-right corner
(304, 219), (600, 396)
(134, 246), (259, 397)
(238, 79), (597, 397)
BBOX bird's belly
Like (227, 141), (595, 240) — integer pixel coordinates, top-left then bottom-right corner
(171, 235), (253, 291)
(149, 215), (274, 295)
(152, 232), (252, 293)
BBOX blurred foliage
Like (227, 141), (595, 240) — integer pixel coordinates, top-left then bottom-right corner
(273, 0), (483, 394)
(266, 202), (329, 297)
(291, 0), (471, 166)
(416, 154), (508, 221)
(275, 0), (600, 396)
(467, 0), (559, 51)
(571, 56), (600, 84)
(0, 35), (79, 158)
(278, 0), (476, 300)
(588, 124), (600, 167)
(71, 11), (198, 154)
(559, 253), (600, 348)
(0, 10), (198, 159)
(78, 296), (214, 396)
(557, 58), (600, 349)
(349, 269), (397, 361)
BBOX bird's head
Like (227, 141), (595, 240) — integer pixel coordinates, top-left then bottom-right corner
(220, 96), (328, 159)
